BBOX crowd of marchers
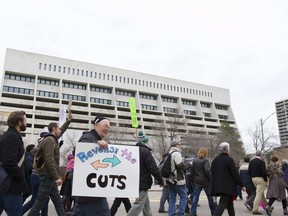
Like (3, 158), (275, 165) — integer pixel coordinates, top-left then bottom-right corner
(0, 110), (288, 216)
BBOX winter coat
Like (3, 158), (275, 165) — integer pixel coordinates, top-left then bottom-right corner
(37, 119), (71, 180)
(248, 157), (268, 182)
(170, 146), (186, 185)
(136, 142), (164, 190)
(239, 162), (255, 191)
(192, 157), (211, 187)
(210, 153), (243, 196)
(0, 127), (29, 194)
(266, 162), (286, 200)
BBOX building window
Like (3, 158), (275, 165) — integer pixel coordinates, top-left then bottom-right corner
(5, 73), (35, 83)
(117, 101), (129, 107)
(215, 104), (228, 110)
(204, 112), (211, 117)
(90, 86), (112, 93)
(116, 90), (134, 97)
(63, 82), (86, 90)
(162, 97), (177, 103)
(39, 63), (42, 69)
(38, 78), (59, 86)
(182, 99), (196, 106)
(90, 97), (112, 105)
(62, 93), (86, 102)
(201, 102), (210, 108)
(139, 93), (157, 100)
(163, 107), (177, 113)
(3, 85), (34, 95)
(141, 104), (157, 111)
(37, 90), (58, 98)
(184, 110), (196, 116)
(218, 114), (228, 120)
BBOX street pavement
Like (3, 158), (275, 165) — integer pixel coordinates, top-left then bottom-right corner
(18, 185), (284, 216)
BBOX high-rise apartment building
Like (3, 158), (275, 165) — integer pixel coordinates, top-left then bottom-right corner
(0, 49), (238, 146)
(275, 99), (288, 146)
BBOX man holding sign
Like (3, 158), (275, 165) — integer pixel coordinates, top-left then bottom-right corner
(72, 116), (111, 216)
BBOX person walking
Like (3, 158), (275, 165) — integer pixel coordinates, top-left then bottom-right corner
(210, 142), (245, 216)
(72, 116), (111, 216)
(0, 111), (29, 216)
(239, 155), (256, 211)
(110, 197), (131, 216)
(190, 147), (216, 216)
(265, 154), (287, 215)
(167, 140), (187, 216)
(248, 150), (268, 215)
(28, 110), (72, 216)
(127, 131), (164, 216)
(158, 184), (169, 213)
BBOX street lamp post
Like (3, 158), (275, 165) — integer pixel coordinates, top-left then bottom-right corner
(260, 107), (287, 159)
(260, 112), (276, 160)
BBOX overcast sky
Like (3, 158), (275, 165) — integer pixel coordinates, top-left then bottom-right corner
(1, 0), (287, 153)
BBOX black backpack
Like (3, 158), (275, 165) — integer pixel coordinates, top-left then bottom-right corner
(158, 151), (176, 178)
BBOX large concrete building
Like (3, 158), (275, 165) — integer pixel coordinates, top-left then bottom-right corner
(0, 49), (238, 146)
(275, 99), (288, 146)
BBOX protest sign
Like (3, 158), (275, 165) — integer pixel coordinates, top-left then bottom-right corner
(72, 143), (139, 198)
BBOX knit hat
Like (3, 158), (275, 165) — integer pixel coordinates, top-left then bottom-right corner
(94, 116), (109, 124)
(170, 140), (180, 147)
(138, 131), (149, 144)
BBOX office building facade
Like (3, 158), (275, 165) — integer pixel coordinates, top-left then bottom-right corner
(0, 49), (238, 145)
(275, 99), (288, 146)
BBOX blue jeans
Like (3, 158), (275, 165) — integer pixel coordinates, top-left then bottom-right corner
(159, 185), (169, 211)
(72, 197), (110, 216)
(0, 193), (23, 216)
(27, 175), (65, 216)
(168, 185), (187, 216)
(22, 172), (49, 215)
(191, 185), (216, 216)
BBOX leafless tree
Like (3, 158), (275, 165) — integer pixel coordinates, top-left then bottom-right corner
(247, 120), (279, 154)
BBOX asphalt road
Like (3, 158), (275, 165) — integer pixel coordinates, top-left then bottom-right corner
(15, 186), (284, 215)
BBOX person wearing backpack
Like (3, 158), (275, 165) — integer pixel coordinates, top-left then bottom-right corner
(0, 111), (29, 216)
(168, 140), (188, 216)
(127, 131), (164, 216)
(28, 110), (72, 216)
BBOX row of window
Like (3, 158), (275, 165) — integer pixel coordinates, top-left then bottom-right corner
(215, 104), (228, 110)
(116, 90), (134, 97)
(184, 110), (196, 116)
(139, 93), (157, 100)
(62, 94), (86, 102)
(90, 86), (112, 94)
(163, 107), (177, 113)
(63, 82), (86, 90)
(5, 73), (35, 83)
(38, 78), (59, 86)
(37, 90), (58, 98)
(162, 97), (177, 103)
(38, 62), (213, 97)
(141, 104), (157, 111)
(3, 85), (34, 95)
(182, 100), (196, 106)
(90, 97), (112, 105)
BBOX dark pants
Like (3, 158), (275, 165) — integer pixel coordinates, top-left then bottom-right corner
(110, 197), (131, 216)
(72, 198), (110, 216)
(27, 175), (65, 216)
(213, 195), (235, 216)
(22, 172), (49, 215)
(0, 193), (22, 216)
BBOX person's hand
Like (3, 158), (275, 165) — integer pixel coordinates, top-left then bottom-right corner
(97, 140), (108, 148)
(67, 110), (72, 121)
(55, 178), (62, 186)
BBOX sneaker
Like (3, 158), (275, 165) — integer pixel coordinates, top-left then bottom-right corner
(158, 210), (168, 213)
(265, 205), (271, 215)
(252, 212), (263, 215)
(244, 202), (252, 211)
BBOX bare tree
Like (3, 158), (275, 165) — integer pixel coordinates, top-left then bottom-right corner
(165, 109), (186, 141)
(247, 120), (279, 154)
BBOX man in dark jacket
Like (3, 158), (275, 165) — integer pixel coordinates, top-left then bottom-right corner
(210, 142), (245, 216)
(0, 111), (29, 216)
(72, 116), (111, 216)
(248, 150), (268, 215)
(28, 110), (72, 216)
(127, 131), (164, 216)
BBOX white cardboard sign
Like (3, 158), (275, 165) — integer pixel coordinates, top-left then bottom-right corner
(72, 143), (139, 198)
